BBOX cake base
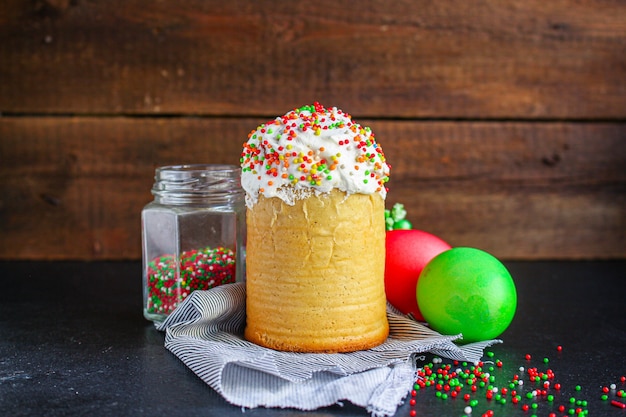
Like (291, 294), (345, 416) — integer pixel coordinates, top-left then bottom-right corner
(244, 189), (389, 353)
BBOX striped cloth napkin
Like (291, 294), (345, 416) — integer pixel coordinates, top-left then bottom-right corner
(156, 283), (499, 417)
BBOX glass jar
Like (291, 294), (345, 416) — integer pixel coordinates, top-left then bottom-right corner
(142, 164), (246, 323)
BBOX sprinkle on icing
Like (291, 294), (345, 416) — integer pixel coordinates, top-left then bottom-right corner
(240, 102), (390, 207)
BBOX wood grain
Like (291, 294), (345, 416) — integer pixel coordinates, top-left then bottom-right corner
(1, 0), (625, 118)
(1, 117), (623, 260)
(1, 0), (624, 260)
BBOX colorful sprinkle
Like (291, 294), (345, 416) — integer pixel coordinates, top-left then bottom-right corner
(145, 246), (236, 315)
(612, 400), (626, 408)
(407, 349), (603, 417)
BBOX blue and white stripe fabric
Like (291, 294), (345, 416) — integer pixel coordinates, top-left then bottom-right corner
(157, 283), (499, 417)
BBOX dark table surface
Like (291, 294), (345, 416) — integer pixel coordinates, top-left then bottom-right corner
(1, 261), (625, 417)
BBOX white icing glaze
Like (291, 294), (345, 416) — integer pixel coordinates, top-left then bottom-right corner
(241, 103), (390, 207)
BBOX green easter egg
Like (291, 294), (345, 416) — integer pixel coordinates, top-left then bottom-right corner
(416, 247), (517, 343)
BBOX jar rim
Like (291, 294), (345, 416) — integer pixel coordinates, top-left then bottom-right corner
(156, 164), (239, 175)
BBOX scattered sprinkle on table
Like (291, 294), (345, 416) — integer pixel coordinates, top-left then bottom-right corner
(408, 346), (625, 417)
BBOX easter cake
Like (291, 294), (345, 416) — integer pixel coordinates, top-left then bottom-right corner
(241, 103), (390, 353)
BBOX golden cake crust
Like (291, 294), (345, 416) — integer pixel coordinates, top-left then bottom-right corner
(244, 188), (389, 353)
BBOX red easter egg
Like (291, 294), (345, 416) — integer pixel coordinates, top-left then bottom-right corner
(384, 229), (451, 320)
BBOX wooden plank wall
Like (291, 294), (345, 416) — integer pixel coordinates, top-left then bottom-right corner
(1, 0), (624, 260)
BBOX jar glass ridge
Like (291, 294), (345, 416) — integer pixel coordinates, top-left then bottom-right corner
(152, 164), (242, 205)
